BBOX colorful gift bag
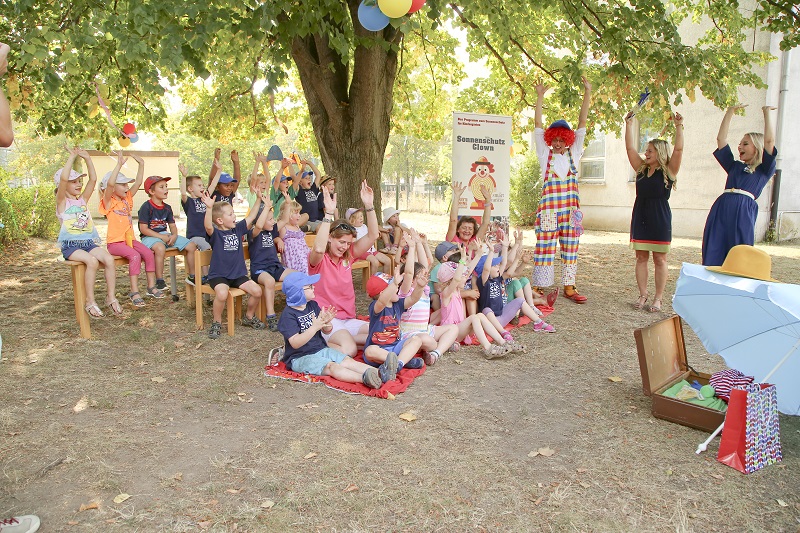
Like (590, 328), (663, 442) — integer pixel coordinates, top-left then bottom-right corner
(717, 383), (782, 473)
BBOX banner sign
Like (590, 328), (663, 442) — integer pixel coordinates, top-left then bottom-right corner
(452, 112), (512, 238)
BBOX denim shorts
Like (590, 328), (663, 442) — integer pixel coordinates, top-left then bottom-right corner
(61, 240), (98, 260)
(289, 347), (347, 375)
(142, 232), (192, 251)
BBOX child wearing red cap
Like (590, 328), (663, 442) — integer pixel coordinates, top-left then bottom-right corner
(138, 175), (197, 290)
(532, 77), (592, 304)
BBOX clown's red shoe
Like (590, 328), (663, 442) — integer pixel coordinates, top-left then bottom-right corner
(563, 285), (587, 303)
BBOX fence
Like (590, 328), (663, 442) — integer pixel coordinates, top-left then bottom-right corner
(380, 184), (450, 215)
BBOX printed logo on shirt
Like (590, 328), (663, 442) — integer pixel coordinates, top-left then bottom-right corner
(489, 280), (502, 300)
(193, 198), (206, 213)
(372, 325), (400, 346)
(297, 310), (316, 332)
(222, 234), (240, 251)
(304, 190), (318, 202)
(260, 232), (274, 248)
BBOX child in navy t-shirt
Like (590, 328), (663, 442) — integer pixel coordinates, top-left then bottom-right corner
(200, 189), (265, 339)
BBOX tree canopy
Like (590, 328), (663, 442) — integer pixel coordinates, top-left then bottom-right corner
(2, 0), (793, 210)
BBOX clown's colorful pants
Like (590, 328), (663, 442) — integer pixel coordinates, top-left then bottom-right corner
(532, 208), (580, 287)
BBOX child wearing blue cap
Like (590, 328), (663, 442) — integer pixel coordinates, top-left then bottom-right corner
(476, 234), (554, 337)
(278, 272), (383, 389)
(532, 77), (592, 304)
(210, 148), (241, 205)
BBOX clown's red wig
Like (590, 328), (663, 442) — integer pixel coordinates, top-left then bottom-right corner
(544, 126), (575, 148)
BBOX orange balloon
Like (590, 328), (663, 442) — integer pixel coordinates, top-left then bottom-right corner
(119, 136), (131, 147)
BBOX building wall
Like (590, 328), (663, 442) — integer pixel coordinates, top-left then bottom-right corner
(82, 150), (180, 219)
(544, 25), (797, 241)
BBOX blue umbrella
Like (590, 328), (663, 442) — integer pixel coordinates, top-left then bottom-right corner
(672, 262), (800, 449)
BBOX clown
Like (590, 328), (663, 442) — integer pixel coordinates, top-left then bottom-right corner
(532, 77), (592, 303)
(468, 157), (497, 209)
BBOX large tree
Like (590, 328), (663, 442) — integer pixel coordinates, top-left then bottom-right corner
(2, 0), (792, 211)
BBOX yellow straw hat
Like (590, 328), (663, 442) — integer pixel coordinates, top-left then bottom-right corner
(706, 245), (779, 282)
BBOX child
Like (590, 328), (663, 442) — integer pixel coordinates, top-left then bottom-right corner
(278, 272), (383, 389)
(476, 235), (555, 337)
(503, 229), (555, 309)
(249, 195), (295, 331)
(532, 78), (592, 303)
(347, 207), (392, 275)
(55, 147), (120, 317)
(270, 158), (307, 227)
(364, 265), (425, 382)
(397, 230), (459, 366)
(200, 190), (265, 339)
(210, 149), (241, 205)
(138, 174), (198, 288)
(436, 244), (517, 359)
(99, 151), (162, 307)
(318, 175), (338, 219)
(295, 159), (324, 231)
(277, 199), (310, 274)
(179, 159), (221, 253)
(245, 152), (270, 217)
(380, 207), (403, 254)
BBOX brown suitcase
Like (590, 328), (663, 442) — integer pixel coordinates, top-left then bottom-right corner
(634, 315), (726, 432)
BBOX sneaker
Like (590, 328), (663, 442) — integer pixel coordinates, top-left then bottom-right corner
(208, 321), (222, 339)
(533, 320), (556, 333)
(378, 352), (398, 383)
(155, 278), (167, 290)
(266, 315), (279, 332)
(361, 368), (382, 389)
(0, 515), (40, 533)
(201, 275), (209, 285)
(186, 275), (196, 285)
(403, 357), (424, 370)
(242, 315), (266, 330)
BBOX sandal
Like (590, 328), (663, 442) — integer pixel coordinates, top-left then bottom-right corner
(449, 342), (460, 353)
(633, 294), (648, 311)
(648, 298), (662, 313)
(423, 350), (440, 366)
(129, 292), (146, 307)
(106, 298), (123, 316)
(267, 347), (284, 366)
(505, 340), (527, 353)
(85, 303), (104, 319)
(146, 287), (165, 299)
(483, 343), (508, 360)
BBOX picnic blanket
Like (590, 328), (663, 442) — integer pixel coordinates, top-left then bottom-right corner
(264, 351), (425, 399)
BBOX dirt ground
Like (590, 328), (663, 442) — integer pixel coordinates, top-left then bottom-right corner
(1, 213), (799, 532)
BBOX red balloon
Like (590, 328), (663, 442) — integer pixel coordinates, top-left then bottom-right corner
(122, 122), (136, 135)
(407, 0), (425, 13)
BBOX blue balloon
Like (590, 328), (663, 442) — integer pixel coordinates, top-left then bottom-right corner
(128, 133), (139, 143)
(358, 1), (390, 31)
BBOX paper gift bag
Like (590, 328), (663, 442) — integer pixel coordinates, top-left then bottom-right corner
(717, 383), (782, 473)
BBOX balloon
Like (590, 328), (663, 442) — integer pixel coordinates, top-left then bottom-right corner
(358, 1), (390, 31)
(128, 133), (139, 143)
(407, 0), (425, 14)
(378, 0), (412, 18)
(119, 136), (131, 147)
(122, 122), (136, 135)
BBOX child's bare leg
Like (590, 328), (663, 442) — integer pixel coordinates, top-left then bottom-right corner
(258, 272), (277, 315)
(465, 314), (494, 350)
(364, 345), (389, 365)
(185, 242), (197, 274)
(212, 284), (229, 323)
(151, 242), (166, 280)
(397, 335), (422, 365)
(377, 252), (392, 273)
(89, 248), (118, 305)
(433, 325), (459, 354)
(241, 280), (262, 319)
(145, 271), (157, 289)
(483, 309), (505, 333)
(476, 313), (506, 345)
(465, 298), (477, 317)
(323, 361), (365, 384)
(129, 275), (140, 295)
(366, 255), (380, 276)
(521, 301), (544, 322)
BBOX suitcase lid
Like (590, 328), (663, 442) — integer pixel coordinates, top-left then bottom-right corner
(633, 315), (688, 396)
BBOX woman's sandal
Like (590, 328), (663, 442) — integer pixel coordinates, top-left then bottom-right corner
(648, 298), (663, 313)
(106, 299), (123, 316)
(633, 294), (648, 310)
(484, 343), (508, 360)
(129, 292), (146, 307)
(85, 303), (104, 319)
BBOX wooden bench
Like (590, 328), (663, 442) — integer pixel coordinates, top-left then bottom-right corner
(65, 248), (187, 339)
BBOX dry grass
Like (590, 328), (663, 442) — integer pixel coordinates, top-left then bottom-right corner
(1, 215), (799, 532)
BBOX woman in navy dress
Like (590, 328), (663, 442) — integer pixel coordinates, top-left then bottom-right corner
(624, 111), (684, 313)
(702, 105), (777, 266)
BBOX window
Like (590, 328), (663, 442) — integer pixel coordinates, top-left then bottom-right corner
(579, 136), (605, 182)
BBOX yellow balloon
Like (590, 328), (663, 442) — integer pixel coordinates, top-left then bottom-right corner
(378, 0), (412, 18)
(119, 136), (131, 147)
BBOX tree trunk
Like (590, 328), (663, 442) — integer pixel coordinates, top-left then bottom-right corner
(290, 2), (401, 222)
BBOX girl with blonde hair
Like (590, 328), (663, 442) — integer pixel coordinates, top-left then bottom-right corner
(701, 105), (777, 266)
(624, 111), (684, 312)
